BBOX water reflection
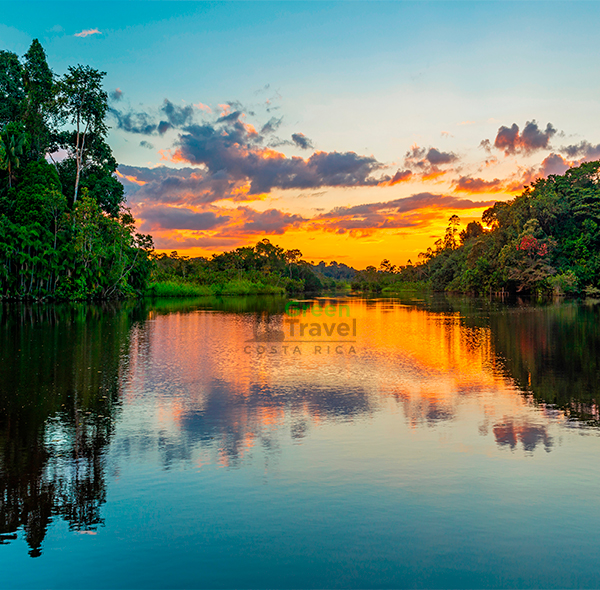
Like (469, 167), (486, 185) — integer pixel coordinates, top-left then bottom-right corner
(2, 296), (600, 558)
(0, 303), (143, 556)
(486, 301), (600, 427)
(490, 419), (552, 452)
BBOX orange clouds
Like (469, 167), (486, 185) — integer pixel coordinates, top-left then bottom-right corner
(453, 176), (503, 194)
(74, 28), (101, 37)
(115, 170), (146, 186)
(400, 144), (458, 184)
(492, 120), (557, 156)
(194, 102), (212, 113)
(109, 96), (600, 264)
(158, 148), (185, 162)
(307, 193), (494, 239)
(125, 181), (495, 265)
(387, 169), (412, 186)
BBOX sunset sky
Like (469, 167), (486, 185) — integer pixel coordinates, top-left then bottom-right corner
(3, 1), (600, 267)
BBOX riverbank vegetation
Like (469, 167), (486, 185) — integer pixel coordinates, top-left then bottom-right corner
(147, 239), (338, 296)
(147, 279), (284, 297)
(0, 40), (153, 300)
(354, 161), (600, 298)
(0, 35), (341, 302)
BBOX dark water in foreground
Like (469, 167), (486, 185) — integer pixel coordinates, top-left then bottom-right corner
(1, 295), (600, 589)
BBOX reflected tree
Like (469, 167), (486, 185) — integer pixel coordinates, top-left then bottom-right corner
(444, 294), (600, 428)
(0, 302), (144, 556)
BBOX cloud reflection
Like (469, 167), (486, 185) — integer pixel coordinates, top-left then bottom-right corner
(111, 297), (585, 474)
(493, 419), (553, 453)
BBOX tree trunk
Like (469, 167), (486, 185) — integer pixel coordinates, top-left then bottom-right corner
(74, 154), (81, 204)
(73, 114), (84, 205)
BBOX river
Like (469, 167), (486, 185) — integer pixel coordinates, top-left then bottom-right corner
(1, 295), (599, 588)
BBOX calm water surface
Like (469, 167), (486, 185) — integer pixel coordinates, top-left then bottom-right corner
(1, 295), (600, 588)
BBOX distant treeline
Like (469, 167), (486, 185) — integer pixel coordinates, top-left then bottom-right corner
(0, 40), (153, 300)
(353, 161), (600, 297)
(149, 239), (354, 296)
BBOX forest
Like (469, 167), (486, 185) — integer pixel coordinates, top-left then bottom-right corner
(0, 39), (153, 299)
(0, 39), (336, 300)
(353, 161), (600, 298)
(148, 240), (333, 297)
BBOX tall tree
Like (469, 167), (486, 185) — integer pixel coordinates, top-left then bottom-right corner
(57, 65), (108, 204)
(23, 39), (55, 159)
(0, 50), (25, 128)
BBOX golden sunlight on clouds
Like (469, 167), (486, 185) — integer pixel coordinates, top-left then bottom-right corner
(115, 103), (590, 266)
(148, 202), (493, 268)
(115, 170), (146, 186)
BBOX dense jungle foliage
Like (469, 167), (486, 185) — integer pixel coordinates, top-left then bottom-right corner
(149, 239), (348, 296)
(0, 40), (153, 300)
(352, 161), (600, 297)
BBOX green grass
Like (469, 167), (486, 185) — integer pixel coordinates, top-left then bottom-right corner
(216, 279), (284, 296)
(145, 281), (213, 297)
(146, 280), (285, 298)
(333, 281), (352, 291)
(381, 281), (430, 294)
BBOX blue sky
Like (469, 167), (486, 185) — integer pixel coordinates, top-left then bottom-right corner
(2, 1), (600, 265)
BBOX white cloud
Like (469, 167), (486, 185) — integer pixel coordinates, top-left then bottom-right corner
(74, 28), (101, 38)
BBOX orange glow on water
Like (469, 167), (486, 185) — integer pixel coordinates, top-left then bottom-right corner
(128, 300), (553, 461)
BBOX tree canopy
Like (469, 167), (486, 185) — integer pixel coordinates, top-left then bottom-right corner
(0, 39), (152, 300)
(353, 161), (600, 298)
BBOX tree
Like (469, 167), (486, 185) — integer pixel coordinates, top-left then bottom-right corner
(56, 137), (125, 217)
(0, 40), (154, 300)
(13, 160), (66, 231)
(0, 135), (5, 173)
(0, 50), (25, 127)
(23, 39), (55, 159)
(443, 214), (461, 250)
(379, 259), (396, 273)
(57, 65), (108, 205)
(501, 219), (556, 293)
(0, 122), (28, 188)
(285, 248), (302, 278)
(459, 221), (484, 244)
